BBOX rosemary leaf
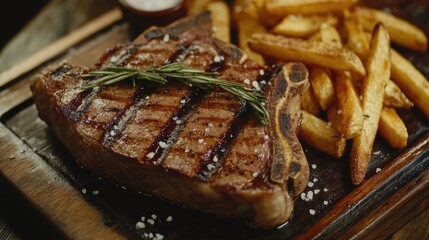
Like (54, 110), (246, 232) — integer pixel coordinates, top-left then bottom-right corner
(82, 63), (269, 125)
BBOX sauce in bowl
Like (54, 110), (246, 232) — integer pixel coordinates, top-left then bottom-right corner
(118, 0), (186, 33)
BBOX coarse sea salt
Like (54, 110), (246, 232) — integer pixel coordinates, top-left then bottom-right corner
(136, 221), (145, 229)
(146, 152), (155, 159)
(158, 141), (167, 148)
(163, 34), (170, 42)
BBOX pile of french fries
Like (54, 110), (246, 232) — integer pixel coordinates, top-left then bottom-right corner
(187, 0), (429, 185)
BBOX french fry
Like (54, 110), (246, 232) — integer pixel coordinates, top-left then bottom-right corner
(355, 6), (427, 51)
(332, 71), (363, 139)
(299, 111), (346, 158)
(232, 0), (261, 27)
(347, 24), (413, 109)
(343, 11), (370, 62)
(301, 85), (321, 116)
(237, 15), (266, 65)
(319, 24), (363, 138)
(383, 80), (413, 109)
(187, 0), (214, 15)
(391, 49), (429, 118)
(272, 14), (338, 38)
(320, 24), (342, 47)
(308, 67), (335, 110)
(379, 107), (408, 149)
(207, 1), (231, 42)
(248, 33), (366, 76)
(256, 3), (284, 26)
(308, 31), (322, 41)
(350, 23), (391, 185)
(265, 0), (358, 15)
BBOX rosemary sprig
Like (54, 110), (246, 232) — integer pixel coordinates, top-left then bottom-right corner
(82, 62), (269, 125)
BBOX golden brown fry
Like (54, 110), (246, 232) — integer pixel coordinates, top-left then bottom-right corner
(350, 23), (391, 185)
(383, 80), (413, 109)
(348, 26), (413, 109)
(237, 15), (266, 65)
(355, 6), (427, 52)
(249, 33), (366, 76)
(320, 23), (363, 138)
(332, 71), (363, 139)
(299, 111), (346, 158)
(379, 107), (408, 149)
(265, 0), (358, 15)
(391, 49), (429, 118)
(272, 14), (338, 38)
(187, 0), (214, 15)
(308, 67), (335, 110)
(343, 11), (370, 62)
(232, 0), (259, 25)
(206, 1), (231, 42)
(320, 24), (342, 47)
(308, 31), (322, 41)
(301, 85), (321, 116)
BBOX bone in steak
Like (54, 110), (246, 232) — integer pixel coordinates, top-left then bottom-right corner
(31, 12), (309, 228)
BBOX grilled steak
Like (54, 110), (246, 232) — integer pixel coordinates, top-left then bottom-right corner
(31, 12), (309, 228)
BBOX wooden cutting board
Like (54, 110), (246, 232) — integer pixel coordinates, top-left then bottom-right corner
(0, 2), (428, 239)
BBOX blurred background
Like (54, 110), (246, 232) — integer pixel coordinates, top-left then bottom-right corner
(0, 0), (117, 73)
(1, 2), (117, 238)
(0, 0), (428, 239)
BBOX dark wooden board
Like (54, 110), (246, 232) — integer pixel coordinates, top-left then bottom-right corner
(0, 1), (428, 239)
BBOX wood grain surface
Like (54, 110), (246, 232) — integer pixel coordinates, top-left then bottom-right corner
(0, 0), (428, 239)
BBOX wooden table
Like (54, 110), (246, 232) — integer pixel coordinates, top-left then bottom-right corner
(0, 0), (428, 239)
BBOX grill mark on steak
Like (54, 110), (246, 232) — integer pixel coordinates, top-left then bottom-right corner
(145, 52), (224, 164)
(197, 66), (278, 182)
(196, 107), (247, 181)
(161, 55), (264, 178)
(64, 43), (140, 122)
(101, 44), (193, 147)
(102, 86), (147, 146)
(168, 44), (195, 63)
(51, 65), (72, 79)
(145, 90), (205, 164)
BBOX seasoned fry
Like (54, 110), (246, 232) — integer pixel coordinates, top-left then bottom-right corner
(273, 14), (338, 37)
(299, 111), (346, 158)
(350, 23), (391, 185)
(383, 80), (413, 109)
(308, 67), (335, 110)
(187, 0), (214, 15)
(343, 11), (370, 62)
(355, 6), (427, 52)
(320, 24), (342, 47)
(265, 0), (358, 15)
(207, 1), (231, 42)
(332, 71), (363, 139)
(379, 107), (408, 149)
(237, 15), (266, 65)
(308, 31), (322, 41)
(391, 49), (429, 118)
(232, 0), (260, 26)
(249, 33), (366, 76)
(301, 85), (321, 116)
